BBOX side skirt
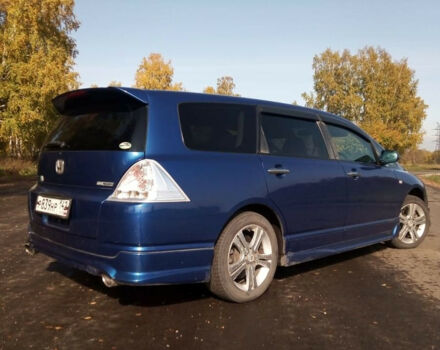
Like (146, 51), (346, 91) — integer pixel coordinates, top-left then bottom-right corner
(280, 233), (395, 267)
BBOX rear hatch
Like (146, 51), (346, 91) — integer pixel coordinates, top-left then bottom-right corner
(30, 88), (148, 239)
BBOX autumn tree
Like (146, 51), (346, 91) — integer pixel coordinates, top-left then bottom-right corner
(203, 76), (240, 96)
(302, 47), (427, 152)
(108, 81), (122, 87)
(134, 53), (183, 91)
(0, 0), (80, 158)
(203, 86), (216, 94)
(400, 148), (433, 164)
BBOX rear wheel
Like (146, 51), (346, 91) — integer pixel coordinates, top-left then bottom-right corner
(389, 195), (430, 249)
(209, 212), (278, 303)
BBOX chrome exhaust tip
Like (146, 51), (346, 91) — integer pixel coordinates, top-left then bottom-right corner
(101, 274), (118, 288)
(24, 242), (37, 256)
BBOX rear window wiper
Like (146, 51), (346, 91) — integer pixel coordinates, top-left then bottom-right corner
(44, 141), (69, 150)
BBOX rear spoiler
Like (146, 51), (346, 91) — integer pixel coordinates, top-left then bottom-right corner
(52, 87), (149, 115)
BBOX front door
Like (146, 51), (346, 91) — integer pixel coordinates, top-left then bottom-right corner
(325, 123), (402, 242)
(259, 112), (348, 259)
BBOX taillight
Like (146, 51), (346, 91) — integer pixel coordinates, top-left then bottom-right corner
(108, 159), (190, 203)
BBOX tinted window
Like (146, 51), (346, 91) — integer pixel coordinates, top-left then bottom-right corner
(179, 103), (256, 153)
(261, 114), (329, 159)
(327, 124), (376, 163)
(44, 104), (147, 152)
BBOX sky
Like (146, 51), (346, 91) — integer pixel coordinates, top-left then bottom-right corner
(73, 0), (440, 150)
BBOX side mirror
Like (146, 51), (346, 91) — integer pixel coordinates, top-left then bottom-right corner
(379, 150), (399, 165)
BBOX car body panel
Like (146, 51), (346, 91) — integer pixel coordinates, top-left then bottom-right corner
(259, 155), (349, 252)
(337, 160), (403, 241)
(38, 151), (144, 188)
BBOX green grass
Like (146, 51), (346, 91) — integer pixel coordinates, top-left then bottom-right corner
(401, 164), (440, 172)
(0, 157), (37, 179)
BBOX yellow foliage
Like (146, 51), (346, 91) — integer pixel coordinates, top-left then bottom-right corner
(108, 81), (122, 87)
(203, 86), (216, 94)
(134, 53), (183, 91)
(302, 47), (427, 152)
(203, 76), (240, 96)
(0, 0), (79, 158)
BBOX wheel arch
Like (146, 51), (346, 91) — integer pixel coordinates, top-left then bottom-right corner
(219, 202), (287, 264)
(408, 185), (426, 203)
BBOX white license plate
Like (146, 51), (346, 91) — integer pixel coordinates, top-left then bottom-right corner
(35, 195), (72, 219)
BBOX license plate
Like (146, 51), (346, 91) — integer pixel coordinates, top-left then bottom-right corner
(35, 195), (72, 219)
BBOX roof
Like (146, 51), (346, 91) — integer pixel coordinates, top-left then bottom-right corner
(52, 87), (363, 137)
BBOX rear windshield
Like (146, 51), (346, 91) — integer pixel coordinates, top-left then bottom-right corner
(179, 103), (256, 153)
(44, 103), (147, 152)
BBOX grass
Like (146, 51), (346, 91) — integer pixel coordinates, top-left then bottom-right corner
(424, 175), (440, 184)
(401, 163), (440, 172)
(0, 157), (37, 180)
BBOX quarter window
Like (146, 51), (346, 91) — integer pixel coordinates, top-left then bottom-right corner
(260, 114), (329, 159)
(179, 103), (256, 153)
(327, 124), (376, 163)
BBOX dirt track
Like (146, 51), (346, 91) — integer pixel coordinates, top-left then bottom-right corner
(1, 180), (439, 349)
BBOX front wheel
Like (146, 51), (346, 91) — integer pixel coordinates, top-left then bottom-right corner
(209, 212), (278, 303)
(389, 195), (430, 249)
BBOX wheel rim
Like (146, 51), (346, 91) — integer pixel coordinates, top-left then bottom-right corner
(228, 224), (273, 292)
(398, 203), (426, 244)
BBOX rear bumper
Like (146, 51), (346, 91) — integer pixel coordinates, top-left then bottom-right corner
(28, 228), (213, 285)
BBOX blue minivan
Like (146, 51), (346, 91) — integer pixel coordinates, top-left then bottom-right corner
(26, 88), (430, 302)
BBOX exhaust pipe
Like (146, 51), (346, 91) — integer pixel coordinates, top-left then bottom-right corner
(101, 274), (118, 288)
(24, 242), (37, 256)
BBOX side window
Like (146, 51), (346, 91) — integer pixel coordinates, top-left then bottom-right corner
(179, 103), (256, 153)
(260, 113), (329, 159)
(326, 124), (376, 164)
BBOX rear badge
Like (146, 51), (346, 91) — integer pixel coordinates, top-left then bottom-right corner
(119, 142), (132, 150)
(97, 181), (114, 187)
(55, 159), (65, 174)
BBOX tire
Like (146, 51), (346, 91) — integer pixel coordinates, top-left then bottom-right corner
(389, 195), (430, 249)
(209, 212), (278, 303)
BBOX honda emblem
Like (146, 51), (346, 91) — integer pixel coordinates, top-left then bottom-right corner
(55, 159), (65, 174)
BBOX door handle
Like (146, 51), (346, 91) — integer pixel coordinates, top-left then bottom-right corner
(267, 168), (290, 175)
(346, 171), (360, 178)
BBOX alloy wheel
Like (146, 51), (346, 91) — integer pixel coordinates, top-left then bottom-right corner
(228, 224), (273, 292)
(398, 203), (426, 244)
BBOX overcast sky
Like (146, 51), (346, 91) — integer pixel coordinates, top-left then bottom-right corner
(73, 0), (440, 150)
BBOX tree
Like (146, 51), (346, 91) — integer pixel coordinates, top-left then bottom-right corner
(431, 151), (440, 164)
(134, 53), (183, 91)
(216, 76), (239, 96)
(108, 81), (122, 87)
(203, 86), (216, 94)
(302, 47), (427, 152)
(0, 0), (79, 158)
(400, 148), (433, 164)
(203, 76), (240, 96)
